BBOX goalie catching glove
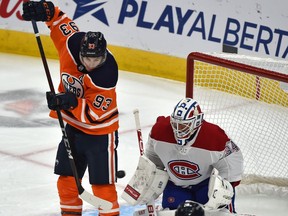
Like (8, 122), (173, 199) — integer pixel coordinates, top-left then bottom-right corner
(22, 0), (55, 21)
(204, 168), (234, 211)
(121, 155), (169, 205)
(46, 91), (78, 111)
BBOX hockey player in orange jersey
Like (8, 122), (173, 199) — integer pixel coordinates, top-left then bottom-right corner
(22, 1), (120, 215)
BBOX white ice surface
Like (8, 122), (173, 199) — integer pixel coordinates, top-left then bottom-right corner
(0, 53), (287, 216)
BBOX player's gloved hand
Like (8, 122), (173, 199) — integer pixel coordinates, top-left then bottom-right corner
(46, 92), (78, 110)
(22, 1), (55, 21)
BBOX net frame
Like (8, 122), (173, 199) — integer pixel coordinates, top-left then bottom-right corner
(185, 52), (288, 191)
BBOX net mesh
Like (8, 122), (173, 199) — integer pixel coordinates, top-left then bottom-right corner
(186, 52), (288, 187)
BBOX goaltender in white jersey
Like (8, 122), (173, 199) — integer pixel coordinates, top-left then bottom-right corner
(122, 98), (244, 215)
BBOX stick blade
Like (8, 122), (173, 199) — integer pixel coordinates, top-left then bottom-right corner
(80, 190), (113, 210)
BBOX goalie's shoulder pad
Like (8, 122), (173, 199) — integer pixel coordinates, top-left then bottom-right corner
(121, 155), (169, 206)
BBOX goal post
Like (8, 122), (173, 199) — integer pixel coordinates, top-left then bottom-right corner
(185, 52), (288, 193)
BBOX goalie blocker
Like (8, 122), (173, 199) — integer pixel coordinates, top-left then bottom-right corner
(121, 155), (169, 206)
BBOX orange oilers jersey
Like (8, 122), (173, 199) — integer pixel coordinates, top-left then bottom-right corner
(45, 7), (119, 135)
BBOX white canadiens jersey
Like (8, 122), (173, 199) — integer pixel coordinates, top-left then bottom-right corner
(145, 116), (244, 186)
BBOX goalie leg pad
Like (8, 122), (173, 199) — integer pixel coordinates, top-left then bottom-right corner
(121, 155), (169, 205)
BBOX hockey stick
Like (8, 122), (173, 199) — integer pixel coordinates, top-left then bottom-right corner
(30, 20), (112, 210)
(133, 109), (157, 216)
(133, 109), (144, 156)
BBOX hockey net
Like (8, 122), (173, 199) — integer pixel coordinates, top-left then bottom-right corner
(186, 52), (288, 195)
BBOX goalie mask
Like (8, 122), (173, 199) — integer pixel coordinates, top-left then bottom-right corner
(170, 98), (204, 145)
(80, 31), (107, 71)
(175, 200), (205, 216)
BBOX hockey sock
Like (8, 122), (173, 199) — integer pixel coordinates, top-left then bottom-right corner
(57, 176), (83, 215)
(92, 184), (119, 216)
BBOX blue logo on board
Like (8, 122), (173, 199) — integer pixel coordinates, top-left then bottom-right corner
(73, 0), (109, 26)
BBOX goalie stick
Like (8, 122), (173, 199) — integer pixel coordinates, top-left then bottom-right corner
(133, 109), (144, 156)
(30, 19), (112, 210)
(133, 109), (157, 216)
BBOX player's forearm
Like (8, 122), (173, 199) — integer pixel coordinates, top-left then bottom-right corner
(45, 6), (64, 29)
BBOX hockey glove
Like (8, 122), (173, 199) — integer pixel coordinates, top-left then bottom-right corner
(46, 92), (78, 111)
(22, 1), (55, 21)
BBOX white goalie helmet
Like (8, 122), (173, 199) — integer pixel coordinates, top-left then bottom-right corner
(170, 98), (204, 145)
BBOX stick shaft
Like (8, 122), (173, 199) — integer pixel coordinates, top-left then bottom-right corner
(31, 19), (81, 190)
(31, 21), (55, 94)
(133, 109), (144, 156)
(133, 109), (157, 216)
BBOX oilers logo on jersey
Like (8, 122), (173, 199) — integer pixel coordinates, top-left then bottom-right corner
(62, 73), (84, 98)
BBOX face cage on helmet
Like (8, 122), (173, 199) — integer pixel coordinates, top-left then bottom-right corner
(170, 117), (197, 139)
(170, 113), (204, 144)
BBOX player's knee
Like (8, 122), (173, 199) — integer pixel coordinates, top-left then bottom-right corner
(57, 176), (80, 198)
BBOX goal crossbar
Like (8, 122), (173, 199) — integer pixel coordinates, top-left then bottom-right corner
(186, 52), (288, 98)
